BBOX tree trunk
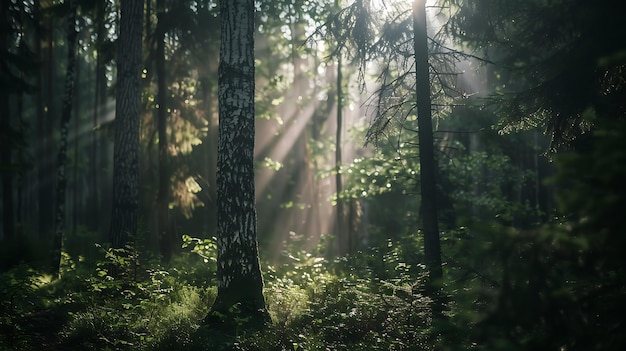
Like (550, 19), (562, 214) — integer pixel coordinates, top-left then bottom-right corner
(36, 0), (55, 239)
(0, 0), (14, 240)
(72, 46), (81, 238)
(109, 0), (144, 248)
(335, 54), (346, 255)
(52, 0), (79, 275)
(205, 0), (270, 331)
(88, 0), (107, 234)
(155, 0), (173, 261)
(413, 0), (443, 304)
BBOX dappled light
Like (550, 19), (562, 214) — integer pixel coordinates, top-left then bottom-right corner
(1, 0), (625, 350)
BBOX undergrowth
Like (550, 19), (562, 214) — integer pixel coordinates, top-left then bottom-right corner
(1, 235), (436, 351)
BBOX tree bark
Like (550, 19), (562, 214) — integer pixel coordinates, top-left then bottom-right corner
(205, 0), (270, 331)
(413, 0), (443, 294)
(109, 0), (144, 248)
(52, 0), (79, 274)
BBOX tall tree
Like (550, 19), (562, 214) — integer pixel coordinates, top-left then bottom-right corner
(413, 0), (442, 286)
(335, 16), (345, 255)
(36, 0), (56, 240)
(154, 0), (173, 261)
(109, 0), (144, 248)
(88, 0), (109, 233)
(204, 0), (270, 330)
(324, 0), (448, 265)
(51, 0), (79, 274)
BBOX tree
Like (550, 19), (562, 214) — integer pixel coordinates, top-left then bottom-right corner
(154, 0), (173, 261)
(204, 0), (270, 331)
(435, 0), (626, 348)
(413, 0), (443, 296)
(335, 0), (346, 255)
(109, 0), (144, 248)
(327, 0), (446, 289)
(51, 0), (78, 274)
(35, 0), (56, 240)
(87, 0), (111, 234)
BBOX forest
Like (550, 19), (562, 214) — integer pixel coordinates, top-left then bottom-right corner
(1, 0), (625, 350)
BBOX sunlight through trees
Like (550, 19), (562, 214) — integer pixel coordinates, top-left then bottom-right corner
(0, 0), (624, 349)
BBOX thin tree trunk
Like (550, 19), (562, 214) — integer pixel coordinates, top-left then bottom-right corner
(34, 0), (44, 236)
(413, 0), (443, 307)
(16, 71), (24, 232)
(37, 0), (56, 240)
(155, 0), (172, 261)
(52, 0), (79, 275)
(89, 0), (107, 233)
(109, 0), (144, 248)
(72, 46), (81, 237)
(205, 0), (269, 331)
(335, 52), (344, 255)
(16, 2), (27, 233)
(334, 0), (345, 255)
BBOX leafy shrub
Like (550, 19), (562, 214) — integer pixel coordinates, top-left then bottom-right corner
(59, 242), (216, 350)
(0, 264), (56, 350)
(233, 242), (435, 351)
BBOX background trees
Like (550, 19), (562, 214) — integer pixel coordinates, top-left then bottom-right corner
(445, 0), (626, 151)
(0, 0), (624, 349)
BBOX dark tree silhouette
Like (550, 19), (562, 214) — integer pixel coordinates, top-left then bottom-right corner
(445, 0), (626, 150)
(413, 0), (442, 288)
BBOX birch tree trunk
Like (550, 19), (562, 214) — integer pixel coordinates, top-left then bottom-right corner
(205, 0), (270, 331)
(109, 0), (143, 248)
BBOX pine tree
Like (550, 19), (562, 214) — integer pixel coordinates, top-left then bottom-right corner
(109, 0), (144, 248)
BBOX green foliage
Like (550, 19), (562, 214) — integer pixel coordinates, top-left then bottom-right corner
(439, 119), (626, 351)
(440, 146), (537, 223)
(236, 243), (435, 351)
(0, 236), (218, 351)
(340, 153), (418, 200)
(58, 242), (216, 350)
(181, 234), (218, 264)
(0, 234), (435, 351)
(0, 264), (55, 350)
(445, 0), (626, 150)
